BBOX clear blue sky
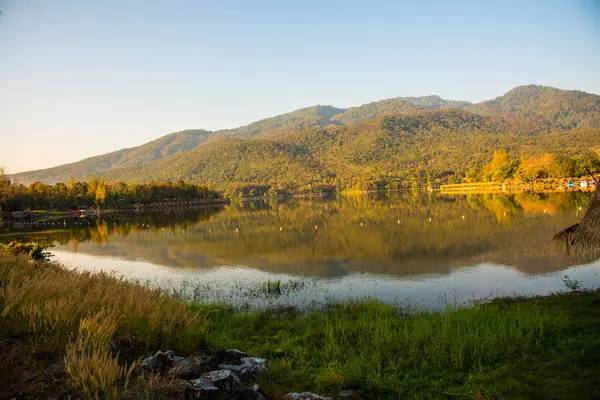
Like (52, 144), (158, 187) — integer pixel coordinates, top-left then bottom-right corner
(1, 0), (599, 173)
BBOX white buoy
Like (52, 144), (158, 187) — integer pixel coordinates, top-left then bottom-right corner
(280, 227), (283, 231)
(360, 222), (363, 227)
(462, 215), (465, 219)
(315, 225), (318, 230)
(428, 217), (432, 222)
(397, 220), (400, 224)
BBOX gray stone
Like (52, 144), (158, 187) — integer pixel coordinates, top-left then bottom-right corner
(190, 377), (220, 399)
(165, 349), (185, 362)
(199, 369), (241, 392)
(235, 384), (268, 400)
(216, 348), (248, 364)
(283, 393), (331, 400)
(219, 357), (268, 381)
(169, 355), (219, 379)
(140, 350), (183, 372)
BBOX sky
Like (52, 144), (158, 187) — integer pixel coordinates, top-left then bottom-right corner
(0, 0), (599, 173)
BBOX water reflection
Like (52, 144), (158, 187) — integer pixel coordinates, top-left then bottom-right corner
(3, 191), (600, 307)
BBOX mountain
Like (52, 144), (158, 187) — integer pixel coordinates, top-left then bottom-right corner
(472, 85), (600, 131)
(221, 105), (345, 139)
(11, 86), (600, 187)
(398, 95), (472, 110)
(13, 129), (214, 184)
(96, 109), (600, 188)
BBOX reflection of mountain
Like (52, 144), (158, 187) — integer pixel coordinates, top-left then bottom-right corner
(41, 192), (595, 278)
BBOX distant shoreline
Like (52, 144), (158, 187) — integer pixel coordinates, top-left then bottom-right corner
(440, 177), (597, 194)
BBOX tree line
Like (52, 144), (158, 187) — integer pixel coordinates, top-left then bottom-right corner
(0, 169), (220, 211)
(467, 150), (600, 183)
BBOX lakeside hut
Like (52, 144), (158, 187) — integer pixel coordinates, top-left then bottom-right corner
(553, 184), (600, 258)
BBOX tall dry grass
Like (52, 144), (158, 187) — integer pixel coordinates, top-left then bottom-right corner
(0, 252), (207, 398)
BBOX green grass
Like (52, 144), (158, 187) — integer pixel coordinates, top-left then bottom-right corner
(1, 251), (599, 399)
(194, 295), (600, 399)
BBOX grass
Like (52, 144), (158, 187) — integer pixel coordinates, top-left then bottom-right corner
(0, 252), (207, 399)
(193, 294), (600, 399)
(1, 251), (599, 399)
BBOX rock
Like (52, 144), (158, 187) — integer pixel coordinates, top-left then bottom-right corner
(198, 369), (241, 392)
(169, 355), (219, 379)
(216, 349), (248, 364)
(219, 357), (268, 381)
(235, 384), (268, 400)
(190, 377), (220, 399)
(140, 350), (183, 372)
(283, 393), (331, 400)
(165, 349), (185, 362)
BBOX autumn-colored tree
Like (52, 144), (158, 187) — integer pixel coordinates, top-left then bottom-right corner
(482, 150), (509, 175)
(517, 154), (555, 181)
(480, 150), (520, 181)
(95, 178), (107, 207)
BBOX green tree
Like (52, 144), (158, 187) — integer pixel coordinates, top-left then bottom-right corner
(0, 167), (10, 200)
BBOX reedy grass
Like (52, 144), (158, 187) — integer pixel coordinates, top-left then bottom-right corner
(0, 252), (207, 398)
(0, 254), (207, 352)
(65, 311), (137, 399)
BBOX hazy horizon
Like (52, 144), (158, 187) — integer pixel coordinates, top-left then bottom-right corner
(1, 0), (600, 173)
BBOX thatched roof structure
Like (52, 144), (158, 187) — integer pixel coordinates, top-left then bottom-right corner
(554, 185), (600, 258)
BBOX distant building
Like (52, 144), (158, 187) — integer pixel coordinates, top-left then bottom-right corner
(11, 211), (24, 219)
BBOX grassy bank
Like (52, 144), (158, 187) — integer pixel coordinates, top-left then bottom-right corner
(1, 254), (599, 399)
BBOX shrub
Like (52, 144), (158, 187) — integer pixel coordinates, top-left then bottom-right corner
(1, 241), (52, 261)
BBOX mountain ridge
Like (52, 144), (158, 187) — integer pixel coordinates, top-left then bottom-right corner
(11, 85), (600, 186)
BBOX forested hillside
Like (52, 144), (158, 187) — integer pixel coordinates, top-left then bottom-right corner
(97, 110), (600, 191)
(13, 130), (214, 184)
(12, 85), (600, 190)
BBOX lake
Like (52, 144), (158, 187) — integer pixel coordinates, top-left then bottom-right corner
(5, 191), (600, 309)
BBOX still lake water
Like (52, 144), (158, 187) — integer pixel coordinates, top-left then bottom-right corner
(9, 191), (600, 309)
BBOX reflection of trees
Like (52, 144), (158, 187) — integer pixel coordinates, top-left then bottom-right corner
(3, 207), (222, 251)
(466, 191), (593, 223)
(91, 221), (110, 246)
(21, 191), (593, 277)
(466, 194), (524, 224)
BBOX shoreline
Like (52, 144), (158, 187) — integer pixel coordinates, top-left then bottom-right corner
(2, 184), (596, 220)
